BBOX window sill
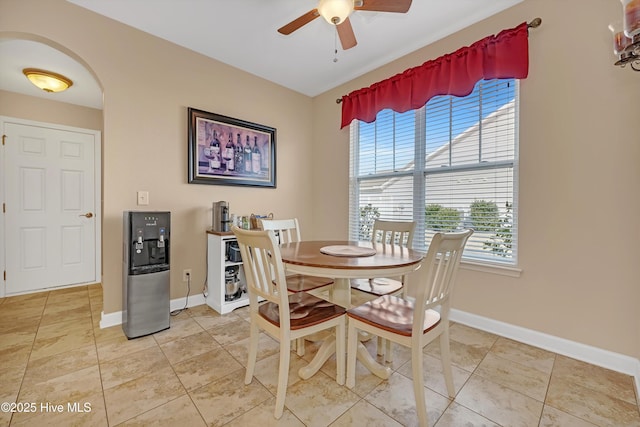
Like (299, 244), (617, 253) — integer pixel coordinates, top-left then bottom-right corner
(460, 260), (522, 278)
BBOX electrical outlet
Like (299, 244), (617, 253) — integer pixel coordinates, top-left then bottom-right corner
(182, 269), (192, 281)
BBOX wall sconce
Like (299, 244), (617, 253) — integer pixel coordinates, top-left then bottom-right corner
(22, 68), (73, 92)
(611, 0), (640, 71)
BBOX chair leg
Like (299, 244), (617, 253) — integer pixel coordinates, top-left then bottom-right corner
(274, 338), (291, 419)
(296, 338), (305, 357)
(377, 336), (385, 357)
(377, 337), (395, 363)
(346, 320), (358, 389)
(439, 329), (455, 397)
(411, 343), (429, 427)
(245, 322), (260, 385)
(335, 319), (346, 385)
(385, 338), (393, 363)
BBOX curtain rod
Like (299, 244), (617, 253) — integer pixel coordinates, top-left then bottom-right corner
(335, 18), (542, 104)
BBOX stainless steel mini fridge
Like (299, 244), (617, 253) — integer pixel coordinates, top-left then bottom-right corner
(122, 211), (170, 338)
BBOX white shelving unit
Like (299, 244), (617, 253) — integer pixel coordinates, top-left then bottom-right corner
(206, 230), (249, 314)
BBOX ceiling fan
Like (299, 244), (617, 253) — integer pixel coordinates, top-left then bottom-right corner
(277, 0), (413, 50)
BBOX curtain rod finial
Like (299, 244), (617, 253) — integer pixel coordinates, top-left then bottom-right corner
(528, 17), (541, 28)
(336, 98), (342, 104)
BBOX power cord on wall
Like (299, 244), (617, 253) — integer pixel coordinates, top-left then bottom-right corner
(170, 272), (191, 316)
(202, 243), (209, 299)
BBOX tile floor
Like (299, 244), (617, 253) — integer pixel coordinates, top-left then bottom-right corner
(0, 284), (638, 426)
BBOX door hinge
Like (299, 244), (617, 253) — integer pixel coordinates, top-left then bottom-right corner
(3, 271), (5, 281)
(2, 134), (5, 146)
(2, 203), (4, 213)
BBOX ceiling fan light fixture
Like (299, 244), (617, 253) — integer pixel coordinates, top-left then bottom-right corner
(23, 68), (73, 93)
(318, 0), (354, 25)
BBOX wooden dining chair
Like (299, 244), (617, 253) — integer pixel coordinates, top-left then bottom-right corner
(346, 229), (473, 427)
(232, 226), (346, 419)
(260, 218), (335, 293)
(260, 218), (336, 356)
(350, 219), (416, 360)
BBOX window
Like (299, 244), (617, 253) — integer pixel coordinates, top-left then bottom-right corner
(349, 79), (518, 265)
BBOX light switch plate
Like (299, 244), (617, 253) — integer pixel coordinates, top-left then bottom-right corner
(137, 191), (149, 205)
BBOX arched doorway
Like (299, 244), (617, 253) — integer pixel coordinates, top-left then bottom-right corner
(0, 34), (103, 297)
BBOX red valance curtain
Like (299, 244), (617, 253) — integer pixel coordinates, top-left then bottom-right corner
(340, 22), (530, 129)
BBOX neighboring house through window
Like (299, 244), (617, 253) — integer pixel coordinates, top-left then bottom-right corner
(349, 79), (518, 266)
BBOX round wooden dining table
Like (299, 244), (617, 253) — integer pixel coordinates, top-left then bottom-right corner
(279, 240), (424, 380)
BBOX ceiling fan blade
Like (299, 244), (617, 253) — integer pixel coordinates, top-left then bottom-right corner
(355, 0), (412, 13)
(337, 17), (357, 50)
(277, 9), (320, 35)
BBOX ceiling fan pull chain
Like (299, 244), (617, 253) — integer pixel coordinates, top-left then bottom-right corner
(333, 27), (339, 62)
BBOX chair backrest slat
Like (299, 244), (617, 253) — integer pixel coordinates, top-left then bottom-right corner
(371, 220), (416, 249)
(260, 218), (302, 244)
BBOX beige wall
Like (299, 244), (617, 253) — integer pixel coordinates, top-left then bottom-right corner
(0, 89), (103, 130)
(2, 0), (639, 360)
(1, 0), (315, 315)
(312, 0), (640, 359)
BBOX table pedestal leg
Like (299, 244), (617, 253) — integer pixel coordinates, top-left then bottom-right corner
(298, 336), (391, 381)
(298, 337), (336, 380)
(356, 342), (391, 379)
(297, 278), (391, 381)
(330, 278), (351, 307)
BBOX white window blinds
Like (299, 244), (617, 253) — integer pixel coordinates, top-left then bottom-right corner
(349, 79), (518, 265)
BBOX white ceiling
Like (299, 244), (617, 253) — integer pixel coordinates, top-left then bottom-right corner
(0, 39), (103, 109)
(1, 0), (522, 110)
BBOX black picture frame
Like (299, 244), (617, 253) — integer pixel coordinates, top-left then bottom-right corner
(188, 108), (276, 188)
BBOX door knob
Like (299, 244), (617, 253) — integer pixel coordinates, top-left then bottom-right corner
(79, 212), (94, 218)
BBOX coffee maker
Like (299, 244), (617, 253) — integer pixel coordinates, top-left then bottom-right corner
(212, 201), (231, 232)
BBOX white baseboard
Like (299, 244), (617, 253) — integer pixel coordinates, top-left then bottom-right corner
(170, 293), (206, 313)
(99, 310), (122, 329)
(450, 309), (640, 393)
(636, 358), (640, 400)
(99, 293), (206, 329)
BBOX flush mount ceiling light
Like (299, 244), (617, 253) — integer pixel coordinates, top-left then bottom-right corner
(22, 68), (73, 92)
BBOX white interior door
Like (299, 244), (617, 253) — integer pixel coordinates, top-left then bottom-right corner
(2, 118), (101, 295)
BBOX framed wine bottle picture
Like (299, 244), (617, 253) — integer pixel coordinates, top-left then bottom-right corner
(187, 107), (276, 188)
